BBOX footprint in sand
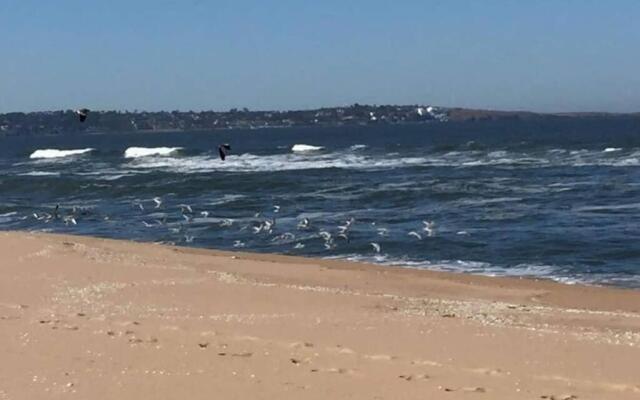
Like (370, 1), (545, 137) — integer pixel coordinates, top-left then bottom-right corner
(325, 367), (354, 374)
(463, 387), (487, 393)
(231, 352), (253, 357)
(308, 367), (355, 375)
(398, 374), (430, 381)
(439, 386), (486, 393)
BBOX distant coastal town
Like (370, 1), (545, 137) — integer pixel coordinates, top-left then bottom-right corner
(1, 104), (637, 136)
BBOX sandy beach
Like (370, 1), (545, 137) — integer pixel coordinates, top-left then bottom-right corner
(1, 231), (639, 399)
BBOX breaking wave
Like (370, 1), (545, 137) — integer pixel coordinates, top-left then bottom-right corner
(122, 147), (640, 174)
(29, 148), (94, 159)
(292, 144), (324, 152)
(325, 255), (605, 286)
(18, 171), (61, 177)
(124, 147), (182, 158)
(126, 152), (427, 173)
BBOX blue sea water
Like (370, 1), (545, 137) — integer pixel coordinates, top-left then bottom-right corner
(2, 119), (640, 288)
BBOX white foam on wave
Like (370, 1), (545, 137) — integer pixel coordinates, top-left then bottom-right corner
(603, 147), (622, 153)
(455, 197), (523, 207)
(107, 147), (640, 176)
(350, 144), (367, 150)
(0, 211), (18, 224)
(29, 148), (94, 159)
(126, 152), (428, 173)
(205, 194), (247, 206)
(326, 254), (592, 286)
(487, 150), (508, 158)
(124, 147), (182, 158)
(292, 144), (324, 152)
(573, 202), (640, 213)
(18, 171), (61, 177)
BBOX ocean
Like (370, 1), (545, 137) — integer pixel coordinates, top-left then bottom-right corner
(2, 118), (640, 288)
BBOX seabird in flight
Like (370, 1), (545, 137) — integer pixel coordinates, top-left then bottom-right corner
(422, 221), (436, 237)
(75, 108), (90, 122)
(408, 231), (423, 240)
(218, 144), (231, 161)
(297, 218), (310, 229)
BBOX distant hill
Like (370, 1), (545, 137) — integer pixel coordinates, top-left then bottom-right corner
(446, 108), (640, 122)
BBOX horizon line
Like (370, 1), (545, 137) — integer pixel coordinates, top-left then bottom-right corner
(2, 104), (639, 116)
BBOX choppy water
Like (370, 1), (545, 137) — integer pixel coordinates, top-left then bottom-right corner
(2, 119), (640, 288)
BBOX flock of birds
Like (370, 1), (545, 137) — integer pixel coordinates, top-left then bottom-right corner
(32, 197), (438, 255)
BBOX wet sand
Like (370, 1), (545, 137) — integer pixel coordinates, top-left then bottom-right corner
(1, 231), (639, 399)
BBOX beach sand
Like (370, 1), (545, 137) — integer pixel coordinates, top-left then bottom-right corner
(1, 231), (639, 399)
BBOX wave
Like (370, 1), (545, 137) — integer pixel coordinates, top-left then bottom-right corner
(325, 254), (595, 286)
(603, 147), (622, 153)
(29, 148), (94, 159)
(122, 146), (640, 174)
(20, 147), (640, 179)
(0, 211), (18, 224)
(124, 147), (182, 158)
(18, 171), (61, 177)
(573, 202), (640, 213)
(292, 144), (324, 152)
(126, 152), (429, 173)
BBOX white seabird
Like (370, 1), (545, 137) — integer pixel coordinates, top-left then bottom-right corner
(297, 218), (310, 229)
(422, 221), (436, 237)
(408, 231), (422, 240)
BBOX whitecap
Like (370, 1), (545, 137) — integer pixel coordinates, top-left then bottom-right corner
(124, 147), (182, 158)
(29, 148), (94, 159)
(0, 211), (18, 224)
(291, 144), (324, 152)
(455, 197), (523, 206)
(611, 157), (640, 167)
(574, 203), (640, 212)
(603, 147), (622, 153)
(126, 152), (430, 173)
(349, 144), (367, 151)
(18, 171), (61, 177)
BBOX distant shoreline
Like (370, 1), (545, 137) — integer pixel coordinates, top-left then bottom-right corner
(2, 104), (639, 137)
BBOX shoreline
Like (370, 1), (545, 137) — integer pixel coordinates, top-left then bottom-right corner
(1, 231), (639, 399)
(12, 230), (640, 309)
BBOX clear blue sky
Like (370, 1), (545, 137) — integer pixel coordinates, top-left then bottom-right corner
(1, 0), (639, 113)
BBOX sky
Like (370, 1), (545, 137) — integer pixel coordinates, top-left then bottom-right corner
(1, 0), (639, 113)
